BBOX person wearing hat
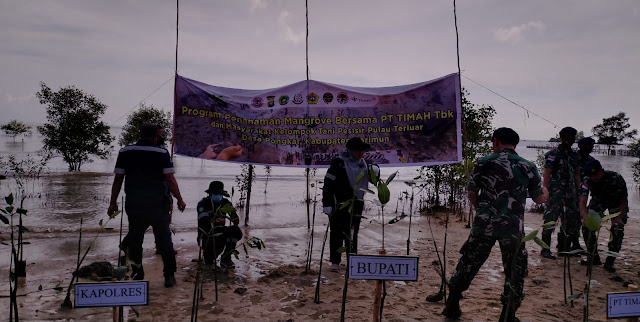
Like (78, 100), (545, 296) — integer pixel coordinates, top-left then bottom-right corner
(196, 181), (242, 268)
(108, 123), (186, 287)
(578, 159), (628, 272)
(322, 137), (378, 273)
(541, 126), (582, 259)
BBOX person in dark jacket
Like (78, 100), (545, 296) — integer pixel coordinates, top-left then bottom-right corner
(196, 181), (242, 268)
(108, 123), (186, 287)
(322, 137), (378, 273)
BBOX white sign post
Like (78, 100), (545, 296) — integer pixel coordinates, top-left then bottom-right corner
(74, 281), (149, 307)
(348, 254), (418, 281)
(607, 292), (640, 319)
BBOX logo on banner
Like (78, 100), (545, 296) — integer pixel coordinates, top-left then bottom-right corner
(279, 95), (289, 105)
(307, 92), (319, 104)
(293, 93), (304, 104)
(337, 92), (348, 104)
(251, 97), (263, 108)
(267, 96), (275, 107)
(323, 92), (334, 104)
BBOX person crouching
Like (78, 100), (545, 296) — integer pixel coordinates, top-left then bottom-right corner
(196, 181), (242, 268)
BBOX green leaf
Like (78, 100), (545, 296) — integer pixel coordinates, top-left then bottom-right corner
(373, 199), (383, 207)
(385, 171), (398, 185)
(109, 210), (121, 219)
(339, 200), (352, 210)
(16, 208), (27, 215)
(0, 214), (8, 225)
(599, 250), (622, 258)
(404, 180), (415, 187)
(355, 171), (365, 185)
(377, 181), (391, 204)
(585, 213), (601, 232)
(99, 219), (104, 227)
(369, 167), (378, 186)
(360, 187), (375, 195)
(5, 206), (14, 213)
(601, 212), (619, 222)
(337, 246), (347, 253)
(219, 204), (236, 213)
(561, 249), (586, 256)
(541, 221), (556, 229)
(588, 279), (598, 288)
(533, 237), (549, 249)
(5, 194), (14, 205)
(604, 227), (613, 242)
(521, 230), (538, 243)
(567, 292), (583, 301)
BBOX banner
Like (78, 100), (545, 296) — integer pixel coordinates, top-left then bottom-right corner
(174, 73), (462, 167)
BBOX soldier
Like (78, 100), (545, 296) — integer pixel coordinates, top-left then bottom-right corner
(577, 137), (596, 177)
(578, 159), (628, 272)
(541, 127), (581, 259)
(442, 128), (548, 321)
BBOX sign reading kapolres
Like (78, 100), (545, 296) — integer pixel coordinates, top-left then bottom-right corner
(174, 73), (462, 167)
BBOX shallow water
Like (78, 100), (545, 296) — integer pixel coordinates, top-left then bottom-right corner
(1, 134), (638, 267)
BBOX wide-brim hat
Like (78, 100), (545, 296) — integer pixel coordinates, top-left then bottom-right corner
(345, 137), (371, 151)
(205, 181), (230, 196)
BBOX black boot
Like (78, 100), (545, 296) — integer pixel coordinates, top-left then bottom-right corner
(541, 230), (556, 259)
(570, 235), (584, 256)
(557, 233), (568, 257)
(603, 256), (616, 272)
(499, 304), (520, 322)
(442, 289), (462, 319)
(131, 264), (145, 280)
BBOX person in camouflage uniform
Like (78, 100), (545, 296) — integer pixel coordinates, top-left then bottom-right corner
(578, 159), (628, 272)
(577, 137), (596, 177)
(442, 128), (548, 321)
(541, 127), (581, 259)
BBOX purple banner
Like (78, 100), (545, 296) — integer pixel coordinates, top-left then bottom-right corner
(174, 73), (462, 167)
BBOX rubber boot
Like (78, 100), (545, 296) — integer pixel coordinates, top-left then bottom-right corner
(499, 303), (520, 322)
(570, 235), (584, 256)
(603, 256), (616, 272)
(131, 264), (145, 280)
(442, 288), (462, 319)
(540, 229), (556, 260)
(556, 232), (567, 256)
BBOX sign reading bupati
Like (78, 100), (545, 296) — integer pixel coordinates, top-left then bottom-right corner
(348, 254), (419, 281)
(74, 281), (148, 307)
(607, 292), (640, 318)
(174, 74), (462, 167)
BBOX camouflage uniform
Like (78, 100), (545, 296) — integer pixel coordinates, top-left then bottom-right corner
(542, 145), (581, 252)
(578, 154), (596, 178)
(448, 148), (544, 308)
(579, 171), (628, 263)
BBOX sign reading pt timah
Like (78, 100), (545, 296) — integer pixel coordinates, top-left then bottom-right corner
(74, 281), (148, 307)
(348, 255), (418, 281)
(607, 292), (640, 318)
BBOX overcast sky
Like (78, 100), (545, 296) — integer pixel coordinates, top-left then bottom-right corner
(1, 0), (639, 141)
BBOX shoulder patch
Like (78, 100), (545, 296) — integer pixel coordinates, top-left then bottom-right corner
(547, 155), (556, 162)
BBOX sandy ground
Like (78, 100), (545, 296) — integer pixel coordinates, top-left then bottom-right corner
(1, 210), (639, 322)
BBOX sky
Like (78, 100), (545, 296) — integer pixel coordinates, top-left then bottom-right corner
(1, 0), (639, 141)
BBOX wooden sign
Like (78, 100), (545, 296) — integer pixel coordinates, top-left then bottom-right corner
(348, 254), (418, 281)
(74, 281), (149, 307)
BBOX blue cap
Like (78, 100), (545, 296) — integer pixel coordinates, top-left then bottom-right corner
(584, 159), (603, 175)
(578, 137), (595, 145)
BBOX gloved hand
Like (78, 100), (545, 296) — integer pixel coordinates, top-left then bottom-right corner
(323, 207), (332, 215)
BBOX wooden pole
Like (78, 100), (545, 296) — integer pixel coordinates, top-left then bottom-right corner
(244, 165), (254, 226)
(372, 249), (386, 321)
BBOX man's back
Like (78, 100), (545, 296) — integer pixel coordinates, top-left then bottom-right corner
(469, 148), (543, 237)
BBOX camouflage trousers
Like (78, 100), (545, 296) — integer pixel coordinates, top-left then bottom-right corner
(448, 233), (528, 308)
(543, 195), (581, 238)
(583, 205), (627, 259)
